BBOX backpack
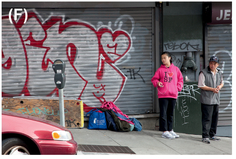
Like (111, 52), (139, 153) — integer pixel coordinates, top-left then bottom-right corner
(130, 118), (142, 131)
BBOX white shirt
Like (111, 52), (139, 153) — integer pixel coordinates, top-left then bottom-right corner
(198, 69), (224, 87)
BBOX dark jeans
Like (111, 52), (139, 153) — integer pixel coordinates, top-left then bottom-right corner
(159, 98), (176, 131)
(201, 103), (219, 138)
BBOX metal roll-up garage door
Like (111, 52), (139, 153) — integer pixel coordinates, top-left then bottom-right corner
(205, 24), (232, 125)
(2, 6), (154, 114)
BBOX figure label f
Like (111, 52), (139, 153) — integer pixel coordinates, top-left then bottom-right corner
(9, 8), (27, 24)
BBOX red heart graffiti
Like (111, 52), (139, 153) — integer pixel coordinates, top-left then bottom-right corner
(96, 28), (131, 80)
(168, 72), (174, 77)
(98, 28), (131, 63)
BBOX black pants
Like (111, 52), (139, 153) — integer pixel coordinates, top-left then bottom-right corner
(201, 103), (219, 138)
(159, 98), (176, 131)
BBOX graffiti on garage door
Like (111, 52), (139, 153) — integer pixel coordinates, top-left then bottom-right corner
(2, 10), (134, 111)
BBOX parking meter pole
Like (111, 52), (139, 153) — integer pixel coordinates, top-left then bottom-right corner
(52, 59), (66, 127)
(59, 89), (65, 127)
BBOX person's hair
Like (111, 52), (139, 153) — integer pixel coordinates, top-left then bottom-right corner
(161, 52), (172, 64)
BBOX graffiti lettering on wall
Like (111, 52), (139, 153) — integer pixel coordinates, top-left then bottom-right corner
(168, 53), (183, 69)
(122, 67), (145, 83)
(2, 107), (68, 116)
(3, 106), (77, 127)
(178, 84), (200, 101)
(164, 42), (200, 51)
(177, 84), (200, 125)
(163, 39), (202, 52)
(65, 119), (77, 127)
(2, 10), (135, 111)
(173, 58), (183, 69)
(179, 99), (189, 125)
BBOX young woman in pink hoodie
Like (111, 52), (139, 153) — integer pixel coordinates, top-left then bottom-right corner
(151, 52), (183, 139)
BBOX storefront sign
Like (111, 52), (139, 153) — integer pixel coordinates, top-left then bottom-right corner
(211, 2), (232, 24)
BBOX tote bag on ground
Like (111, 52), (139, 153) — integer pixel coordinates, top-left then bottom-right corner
(86, 108), (107, 130)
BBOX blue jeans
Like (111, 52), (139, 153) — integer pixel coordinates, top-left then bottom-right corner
(159, 98), (176, 131)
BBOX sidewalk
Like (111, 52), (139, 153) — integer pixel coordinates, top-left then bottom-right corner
(69, 128), (232, 155)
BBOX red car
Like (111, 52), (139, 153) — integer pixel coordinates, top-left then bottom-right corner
(2, 110), (78, 155)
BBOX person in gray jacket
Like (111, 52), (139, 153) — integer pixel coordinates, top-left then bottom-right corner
(198, 56), (224, 144)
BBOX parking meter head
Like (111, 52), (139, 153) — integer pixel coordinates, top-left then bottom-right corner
(52, 59), (65, 73)
(52, 59), (66, 89)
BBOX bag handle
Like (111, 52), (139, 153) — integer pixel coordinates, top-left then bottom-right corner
(86, 108), (103, 116)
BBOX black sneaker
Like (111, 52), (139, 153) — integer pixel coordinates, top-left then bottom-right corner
(210, 136), (221, 140)
(202, 138), (210, 144)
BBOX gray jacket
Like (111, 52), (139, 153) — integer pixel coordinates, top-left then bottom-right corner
(200, 66), (223, 105)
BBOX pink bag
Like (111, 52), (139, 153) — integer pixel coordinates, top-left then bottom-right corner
(100, 101), (134, 125)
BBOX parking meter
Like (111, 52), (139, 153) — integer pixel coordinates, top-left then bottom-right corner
(52, 59), (66, 127)
(52, 59), (66, 89)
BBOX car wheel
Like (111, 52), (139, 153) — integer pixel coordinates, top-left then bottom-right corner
(2, 138), (31, 155)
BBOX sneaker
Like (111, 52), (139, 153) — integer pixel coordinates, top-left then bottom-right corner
(169, 130), (179, 138)
(162, 131), (175, 139)
(202, 138), (210, 144)
(210, 136), (221, 140)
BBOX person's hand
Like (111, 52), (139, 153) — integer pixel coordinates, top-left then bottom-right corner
(212, 88), (219, 93)
(158, 82), (164, 87)
(217, 85), (222, 91)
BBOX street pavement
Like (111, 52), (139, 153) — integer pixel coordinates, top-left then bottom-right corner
(69, 128), (232, 155)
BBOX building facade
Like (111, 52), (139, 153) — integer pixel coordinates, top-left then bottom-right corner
(2, 2), (161, 115)
(203, 2), (232, 126)
(2, 2), (232, 128)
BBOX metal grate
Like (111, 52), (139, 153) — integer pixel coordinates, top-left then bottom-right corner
(78, 144), (136, 154)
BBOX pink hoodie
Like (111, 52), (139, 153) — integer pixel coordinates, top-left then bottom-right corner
(151, 63), (183, 99)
